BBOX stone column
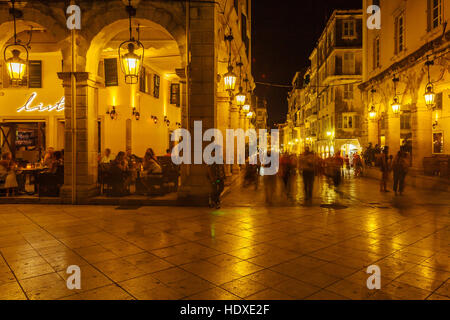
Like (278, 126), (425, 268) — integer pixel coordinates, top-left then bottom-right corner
(58, 72), (99, 204)
(411, 103), (432, 172)
(230, 105), (240, 174)
(368, 119), (379, 146)
(387, 113), (400, 155)
(176, 69), (189, 185)
(177, 1), (217, 205)
(217, 93), (231, 177)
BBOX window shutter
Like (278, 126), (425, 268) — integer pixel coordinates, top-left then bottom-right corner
(28, 60), (42, 88)
(335, 55), (342, 74)
(139, 67), (146, 93)
(354, 115), (360, 129)
(394, 17), (398, 54)
(435, 92), (443, 109)
(104, 58), (118, 87)
(426, 0), (431, 31)
(153, 74), (160, 98)
(337, 114), (342, 129)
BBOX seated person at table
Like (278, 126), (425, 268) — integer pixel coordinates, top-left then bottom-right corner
(48, 151), (64, 174)
(142, 148), (162, 175)
(100, 148), (114, 164)
(0, 153), (18, 196)
(43, 147), (55, 167)
(109, 152), (130, 196)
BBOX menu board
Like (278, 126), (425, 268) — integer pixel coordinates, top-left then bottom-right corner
(16, 129), (37, 147)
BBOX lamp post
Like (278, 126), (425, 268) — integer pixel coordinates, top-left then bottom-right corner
(118, 0), (144, 84)
(424, 56), (435, 109)
(242, 78), (251, 112)
(4, 0), (28, 84)
(391, 75), (401, 117)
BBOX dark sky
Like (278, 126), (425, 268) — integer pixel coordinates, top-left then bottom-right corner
(252, 0), (362, 127)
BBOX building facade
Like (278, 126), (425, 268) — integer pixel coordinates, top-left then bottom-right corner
(0, 0), (254, 204)
(361, 0), (450, 174)
(286, 10), (364, 158)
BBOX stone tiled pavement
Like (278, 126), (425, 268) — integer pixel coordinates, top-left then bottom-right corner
(0, 175), (448, 300)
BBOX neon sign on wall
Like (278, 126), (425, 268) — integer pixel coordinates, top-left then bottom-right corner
(17, 92), (65, 113)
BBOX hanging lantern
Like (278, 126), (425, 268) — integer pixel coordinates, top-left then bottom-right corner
(242, 78), (251, 111)
(369, 105), (377, 120)
(391, 75), (401, 116)
(4, 47), (27, 83)
(4, 0), (28, 83)
(223, 65), (237, 92)
(391, 96), (401, 115)
(242, 98), (250, 112)
(424, 57), (435, 109)
(223, 32), (236, 93)
(424, 83), (435, 108)
(119, 1), (144, 84)
(235, 87), (246, 107)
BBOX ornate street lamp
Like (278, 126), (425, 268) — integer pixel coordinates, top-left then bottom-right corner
(391, 75), (401, 116)
(118, 1), (144, 84)
(424, 56), (435, 109)
(223, 33), (237, 93)
(4, 0), (28, 84)
(132, 107), (140, 120)
(107, 106), (118, 120)
(369, 88), (377, 120)
(242, 78), (251, 112)
(369, 106), (377, 120)
(235, 59), (246, 107)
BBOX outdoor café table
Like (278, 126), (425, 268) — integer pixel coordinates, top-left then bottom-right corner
(17, 167), (47, 195)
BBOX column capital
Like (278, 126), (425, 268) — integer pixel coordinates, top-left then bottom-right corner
(57, 72), (99, 87)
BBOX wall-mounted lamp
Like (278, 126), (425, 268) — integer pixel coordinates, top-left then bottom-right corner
(164, 116), (170, 127)
(151, 115), (158, 124)
(106, 106), (118, 120)
(132, 107), (140, 120)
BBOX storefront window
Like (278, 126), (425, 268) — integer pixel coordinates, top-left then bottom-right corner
(432, 132), (443, 154)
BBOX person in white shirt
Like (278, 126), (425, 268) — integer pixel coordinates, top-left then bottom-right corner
(101, 148), (114, 164)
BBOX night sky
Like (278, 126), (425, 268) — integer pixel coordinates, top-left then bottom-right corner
(252, 0), (362, 127)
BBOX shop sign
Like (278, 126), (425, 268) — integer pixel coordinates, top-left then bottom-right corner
(17, 92), (65, 113)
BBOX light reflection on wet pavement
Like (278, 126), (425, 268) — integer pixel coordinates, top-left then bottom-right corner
(0, 174), (448, 300)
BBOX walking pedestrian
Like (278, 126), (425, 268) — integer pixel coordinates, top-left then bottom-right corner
(379, 146), (392, 192)
(207, 150), (225, 209)
(263, 151), (276, 205)
(299, 147), (316, 203)
(393, 151), (409, 195)
(331, 151), (344, 187)
(280, 153), (295, 198)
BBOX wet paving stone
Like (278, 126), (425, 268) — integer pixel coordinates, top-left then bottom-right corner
(0, 176), (448, 300)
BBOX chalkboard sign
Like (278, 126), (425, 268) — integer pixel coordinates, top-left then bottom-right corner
(16, 130), (36, 147)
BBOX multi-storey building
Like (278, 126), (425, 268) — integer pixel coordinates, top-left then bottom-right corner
(361, 0), (449, 177)
(0, 0), (254, 204)
(287, 10), (363, 158)
(254, 96), (268, 130)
